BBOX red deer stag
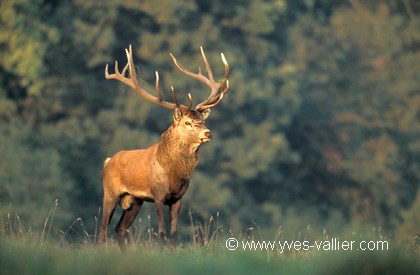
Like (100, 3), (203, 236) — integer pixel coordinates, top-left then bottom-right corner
(99, 45), (229, 250)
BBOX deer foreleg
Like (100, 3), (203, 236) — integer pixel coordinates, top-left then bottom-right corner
(169, 200), (182, 247)
(155, 201), (166, 244)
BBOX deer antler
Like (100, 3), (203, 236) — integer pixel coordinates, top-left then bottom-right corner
(105, 45), (192, 111)
(170, 46), (230, 111)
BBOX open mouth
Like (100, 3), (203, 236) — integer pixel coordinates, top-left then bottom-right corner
(200, 137), (212, 142)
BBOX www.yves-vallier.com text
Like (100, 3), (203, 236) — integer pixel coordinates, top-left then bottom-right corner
(225, 238), (389, 252)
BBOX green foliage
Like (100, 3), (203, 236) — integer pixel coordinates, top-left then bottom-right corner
(0, 123), (74, 227)
(0, 0), (59, 95)
(0, 0), (419, 242)
(285, 0), (420, 230)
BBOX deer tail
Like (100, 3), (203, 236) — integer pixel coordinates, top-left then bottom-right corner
(103, 157), (111, 167)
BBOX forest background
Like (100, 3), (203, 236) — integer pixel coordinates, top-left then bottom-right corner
(1, 0), (419, 242)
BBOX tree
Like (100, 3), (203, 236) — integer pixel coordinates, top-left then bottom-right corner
(2, 0), (417, 238)
(284, 0), (420, 230)
(0, 0), (74, 228)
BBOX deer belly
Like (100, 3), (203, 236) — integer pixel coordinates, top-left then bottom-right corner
(121, 185), (153, 202)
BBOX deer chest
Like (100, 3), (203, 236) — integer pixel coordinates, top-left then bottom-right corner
(167, 178), (190, 202)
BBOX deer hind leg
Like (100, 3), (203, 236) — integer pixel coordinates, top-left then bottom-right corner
(116, 198), (143, 251)
(99, 194), (119, 245)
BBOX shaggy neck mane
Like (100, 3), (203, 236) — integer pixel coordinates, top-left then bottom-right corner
(156, 125), (200, 180)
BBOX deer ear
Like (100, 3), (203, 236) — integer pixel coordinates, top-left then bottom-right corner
(173, 108), (183, 122)
(201, 109), (211, 120)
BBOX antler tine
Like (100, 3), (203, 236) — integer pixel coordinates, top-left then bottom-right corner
(170, 86), (194, 111)
(155, 71), (162, 102)
(171, 86), (179, 106)
(221, 52), (230, 80)
(186, 93), (193, 110)
(121, 62), (129, 77)
(105, 44), (192, 111)
(200, 46), (215, 84)
(125, 46), (138, 87)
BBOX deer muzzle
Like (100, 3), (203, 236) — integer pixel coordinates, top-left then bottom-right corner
(201, 129), (212, 142)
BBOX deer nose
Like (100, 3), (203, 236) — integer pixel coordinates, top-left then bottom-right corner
(204, 129), (212, 139)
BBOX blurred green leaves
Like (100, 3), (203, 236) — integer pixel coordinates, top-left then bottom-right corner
(0, 0), (59, 95)
(0, 0), (419, 239)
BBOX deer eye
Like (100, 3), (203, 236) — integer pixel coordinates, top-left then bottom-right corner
(185, 121), (191, 126)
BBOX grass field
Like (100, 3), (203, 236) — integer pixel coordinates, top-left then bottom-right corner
(1, 238), (418, 275)
(1, 211), (419, 275)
